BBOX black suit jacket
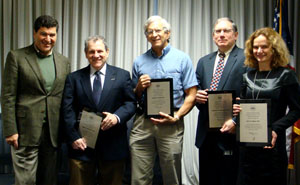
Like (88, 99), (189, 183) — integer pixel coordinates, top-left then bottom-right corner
(195, 45), (247, 149)
(62, 64), (136, 161)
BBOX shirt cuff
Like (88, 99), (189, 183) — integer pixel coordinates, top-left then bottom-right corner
(232, 119), (236, 125)
(114, 114), (121, 123)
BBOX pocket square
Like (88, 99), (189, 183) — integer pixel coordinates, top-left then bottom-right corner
(111, 77), (115, 80)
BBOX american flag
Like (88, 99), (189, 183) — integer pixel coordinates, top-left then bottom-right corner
(273, 0), (293, 54)
(273, 0), (300, 170)
(273, 0), (294, 68)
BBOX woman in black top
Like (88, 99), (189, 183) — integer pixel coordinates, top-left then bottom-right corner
(236, 27), (300, 185)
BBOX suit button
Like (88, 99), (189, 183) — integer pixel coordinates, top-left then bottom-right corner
(41, 110), (45, 113)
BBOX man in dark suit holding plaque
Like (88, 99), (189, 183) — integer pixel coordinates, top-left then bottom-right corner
(130, 15), (197, 185)
(62, 35), (136, 185)
(195, 17), (247, 185)
(1, 15), (70, 185)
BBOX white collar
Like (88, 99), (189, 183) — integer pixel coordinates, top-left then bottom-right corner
(90, 63), (107, 76)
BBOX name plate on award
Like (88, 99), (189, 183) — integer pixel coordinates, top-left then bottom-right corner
(145, 78), (174, 118)
(237, 99), (271, 147)
(207, 91), (234, 128)
(79, 110), (103, 149)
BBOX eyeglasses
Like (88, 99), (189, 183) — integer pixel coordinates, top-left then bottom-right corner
(146, 29), (164, 36)
(214, 29), (233, 35)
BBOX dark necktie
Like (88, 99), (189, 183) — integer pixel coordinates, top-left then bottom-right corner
(210, 53), (226, 91)
(92, 71), (102, 105)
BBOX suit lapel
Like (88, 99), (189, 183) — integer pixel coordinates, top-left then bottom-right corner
(80, 66), (95, 106)
(48, 51), (63, 95)
(25, 46), (47, 92)
(205, 52), (217, 89)
(217, 46), (238, 90)
(98, 64), (116, 110)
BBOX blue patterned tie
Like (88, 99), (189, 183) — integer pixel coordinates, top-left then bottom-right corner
(92, 71), (102, 105)
(210, 53), (225, 91)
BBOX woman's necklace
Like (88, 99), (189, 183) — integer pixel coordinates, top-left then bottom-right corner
(252, 70), (272, 99)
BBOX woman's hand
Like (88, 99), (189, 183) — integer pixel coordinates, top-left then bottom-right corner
(264, 131), (277, 149)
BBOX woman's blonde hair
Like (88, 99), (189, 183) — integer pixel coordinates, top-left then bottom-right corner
(244, 27), (290, 69)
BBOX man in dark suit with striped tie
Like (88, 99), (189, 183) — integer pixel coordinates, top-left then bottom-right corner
(195, 17), (248, 185)
(62, 35), (136, 185)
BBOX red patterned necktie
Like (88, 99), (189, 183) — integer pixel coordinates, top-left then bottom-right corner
(210, 53), (225, 91)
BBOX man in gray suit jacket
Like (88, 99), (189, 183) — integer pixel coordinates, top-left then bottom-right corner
(195, 17), (247, 185)
(1, 15), (70, 185)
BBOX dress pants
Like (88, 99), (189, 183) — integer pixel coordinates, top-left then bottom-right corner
(69, 158), (125, 185)
(198, 132), (238, 185)
(130, 113), (184, 185)
(11, 123), (58, 185)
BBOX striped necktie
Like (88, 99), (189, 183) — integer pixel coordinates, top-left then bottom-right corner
(210, 53), (225, 91)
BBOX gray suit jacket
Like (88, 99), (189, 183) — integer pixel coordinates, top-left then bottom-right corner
(1, 44), (70, 147)
(195, 45), (247, 148)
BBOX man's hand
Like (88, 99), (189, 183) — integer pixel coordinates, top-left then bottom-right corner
(6, 134), (19, 149)
(150, 112), (179, 125)
(264, 131), (277, 149)
(135, 74), (151, 97)
(101, 112), (118, 131)
(72, 138), (87, 151)
(196, 89), (208, 104)
(220, 119), (236, 134)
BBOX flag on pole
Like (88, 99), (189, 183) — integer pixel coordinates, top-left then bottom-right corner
(289, 120), (300, 169)
(273, 0), (300, 170)
(273, 0), (294, 69)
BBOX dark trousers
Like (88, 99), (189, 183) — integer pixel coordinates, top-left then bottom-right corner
(69, 158), (125, 185)
(199, 133), (238, 185)
(237, 146), (287, 185)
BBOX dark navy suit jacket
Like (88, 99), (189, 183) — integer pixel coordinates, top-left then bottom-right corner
(62, 64), (136, 161)
(195, 45), (247, 149)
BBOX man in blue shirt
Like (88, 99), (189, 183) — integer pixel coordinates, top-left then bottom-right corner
(130, 15), (197, 185)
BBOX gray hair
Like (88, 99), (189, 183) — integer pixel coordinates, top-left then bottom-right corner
(143, 15), (171, 36)
(84, 35), (108, 53)
(213, 17), (238, 33)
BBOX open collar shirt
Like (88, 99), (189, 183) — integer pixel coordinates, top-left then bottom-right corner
(132, 44), (197, 108)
